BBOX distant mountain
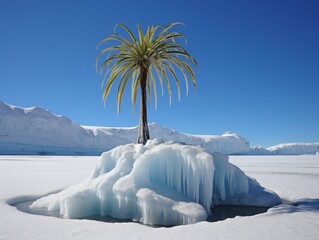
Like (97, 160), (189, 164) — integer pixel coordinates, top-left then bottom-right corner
(267, 143), (319, 155)
(0, 101), (250, 155)
(1, 101), (318, 155)
(248, 143), (319, 155)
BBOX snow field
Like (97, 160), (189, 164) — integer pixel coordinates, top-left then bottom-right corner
(229, 155), (319, 202)
(0, 155), (319, 239)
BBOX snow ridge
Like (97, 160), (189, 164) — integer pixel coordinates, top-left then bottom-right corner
(0, 101), (250, 155)
(267, 143), (319, 155)
(1, 101), (318, 155)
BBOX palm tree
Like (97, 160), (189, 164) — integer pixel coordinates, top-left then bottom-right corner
(96, 22), (197, 145)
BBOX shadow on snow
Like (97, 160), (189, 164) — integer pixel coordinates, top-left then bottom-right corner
(268, 198), (319, 215)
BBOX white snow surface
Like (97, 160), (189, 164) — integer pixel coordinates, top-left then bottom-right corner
(0, 101), (250, 155)
(30, 140), (281, 226)
(1, 155), (319, 240)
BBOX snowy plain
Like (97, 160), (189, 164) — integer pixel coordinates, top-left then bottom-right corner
(1, 154), (318, 240)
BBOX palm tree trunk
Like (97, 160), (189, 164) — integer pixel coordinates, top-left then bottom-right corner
(137, 70), (150, 145)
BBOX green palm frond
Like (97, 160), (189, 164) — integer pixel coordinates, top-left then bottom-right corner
(96, 22), (197, 112)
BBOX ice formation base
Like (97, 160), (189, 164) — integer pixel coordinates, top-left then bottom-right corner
(31, 140), (281, 226)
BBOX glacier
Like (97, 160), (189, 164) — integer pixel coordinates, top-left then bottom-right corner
(31, 140), (281, 226)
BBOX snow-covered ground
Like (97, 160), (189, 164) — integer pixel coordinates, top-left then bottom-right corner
(1, 154), (318, 240)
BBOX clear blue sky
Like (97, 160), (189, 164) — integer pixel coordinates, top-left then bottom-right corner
(1, 0), (318, 147)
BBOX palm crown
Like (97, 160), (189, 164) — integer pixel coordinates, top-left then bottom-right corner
(96, 22), (197, 144)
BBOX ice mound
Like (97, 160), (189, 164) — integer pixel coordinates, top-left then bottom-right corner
(31, 140), (281, 226)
